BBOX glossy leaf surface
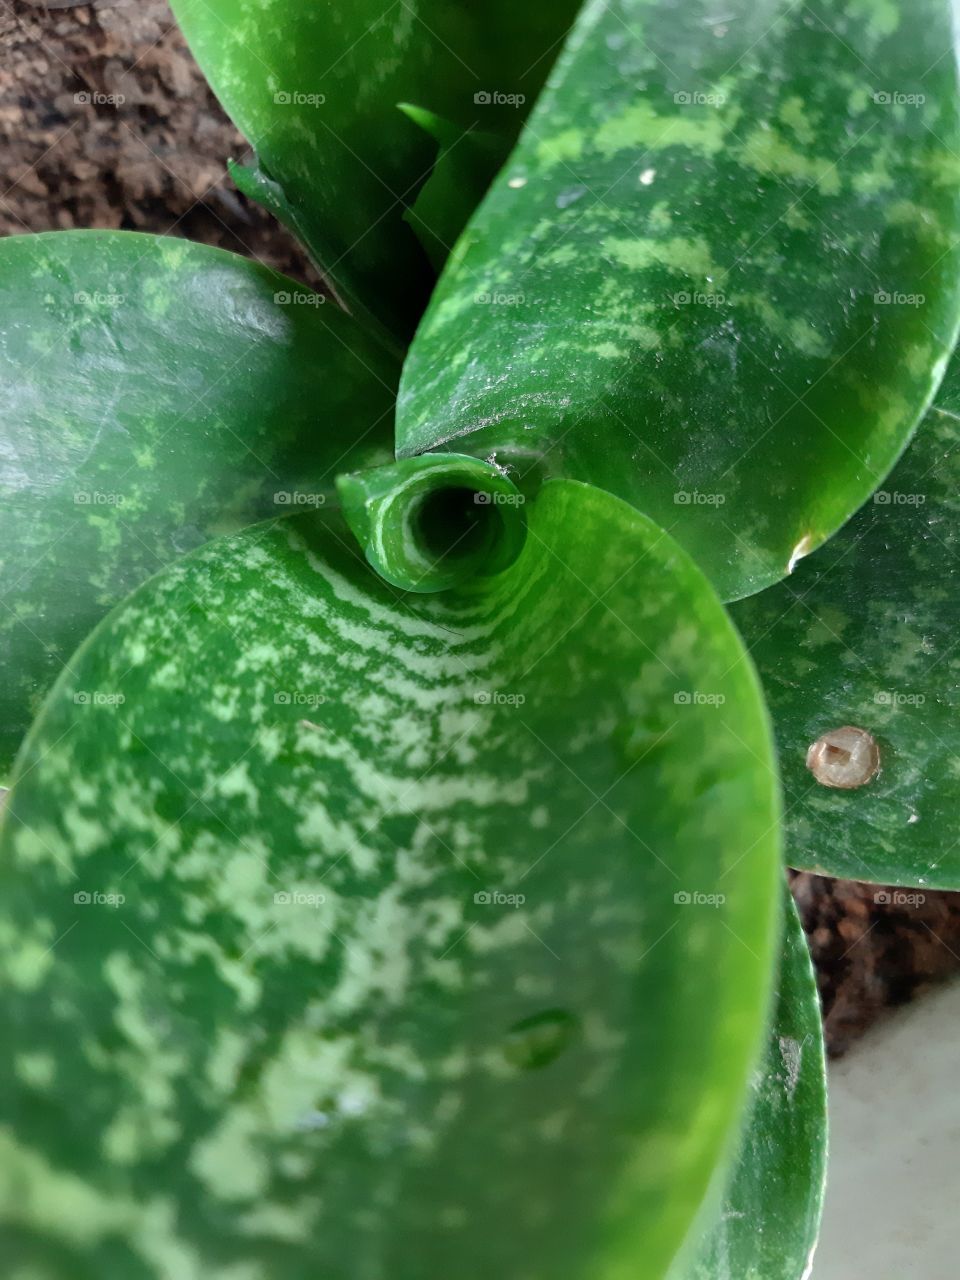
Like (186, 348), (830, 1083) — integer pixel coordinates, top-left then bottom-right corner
(0, 230), (397, 775)
(679, 889), (827, 1280)
(731, 357), (960, 887)
(170, 0), (580, 342)
(399, 107), (508, 273)
(398, 0), (960, 600)
(0, 480), (780, 1279)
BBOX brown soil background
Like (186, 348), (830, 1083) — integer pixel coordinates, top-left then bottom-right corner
(4, 0), (960, 1055)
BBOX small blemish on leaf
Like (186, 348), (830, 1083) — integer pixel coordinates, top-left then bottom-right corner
(787, 533), (814, 574)
(806, 726), (880, 789)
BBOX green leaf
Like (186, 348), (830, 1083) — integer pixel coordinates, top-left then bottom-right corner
(0, 479), (780, 1280)
(169, 0), (581, 343)
(399, 106), (508, 273)
(730, 352), (960, 888)
(397, 0), (960, 600)
(0, 230), (397, 778)
(678, 889), (827, 1280)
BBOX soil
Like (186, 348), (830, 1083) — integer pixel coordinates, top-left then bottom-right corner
(5, 0), (960, 1057)
(0, 0), (316, 280)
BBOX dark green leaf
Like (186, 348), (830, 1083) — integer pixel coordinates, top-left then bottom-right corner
(169, 0), (581, 342)
(679, 889), (827, 1280)
(399, 106), (508, 273)
(731, 353), (960, 887)
(0, 479), (780, 1280)
(0, 230), (397, 777)
(397, 0), (960, 600)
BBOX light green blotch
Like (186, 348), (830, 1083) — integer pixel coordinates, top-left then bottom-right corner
(15, 1052), (56, 1090)
(13, 821), (77, 876)
(536, 127), (585, 168)
(142, 273), (175, 319)
(736, 127), (842, 196)
(741, 293), (831, 358)
(905, 343), (937, 378)
(778, 96), (816, 147)
(850, 0), (900, 38)
(133, 445), (157, 471)
(594, 100), (731, 160)
(589, 342), (627, 360)
(602, 234), (718, 279)
(190, 1106), (271, 1200)
(886, 199), (948, 242)
(88, 513), (123, 553)
(542, 244), (579, 268)
(852, 162), (895, 195)
(648, 201), (672, 232)
(0, 1128), (140, 1244)
(216, 761), (257, 808)
(103, 1106), (181, 1166)
(803, 605), (851, 649)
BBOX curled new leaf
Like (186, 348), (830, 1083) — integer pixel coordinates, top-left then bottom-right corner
(397, 0), (960, 600)
(170, 0), (581, 342)
(0, 480), (779, 1279)
(0, 230), (397, 775)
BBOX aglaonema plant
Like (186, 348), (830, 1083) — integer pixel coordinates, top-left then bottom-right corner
(1, 0), (958, 1276)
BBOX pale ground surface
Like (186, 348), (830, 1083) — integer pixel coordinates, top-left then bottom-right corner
(813, 978), (960, 1280)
